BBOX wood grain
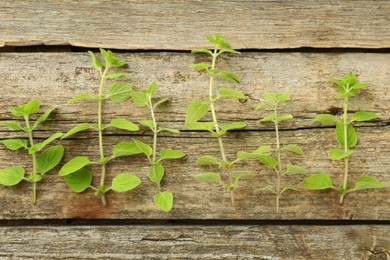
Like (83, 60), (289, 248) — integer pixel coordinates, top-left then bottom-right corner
(0, 225), (389, 259)
(1, 1), (390, 50)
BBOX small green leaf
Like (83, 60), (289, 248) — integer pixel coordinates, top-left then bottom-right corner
(9, 106), (26, 117)
(194, 173), (222, 183)
(100, 49), (126, 67)
(139, 120), (154, 129)
(258, 155), (278, 167)
(220, 48), (240, 55)
(352, 176), (387, 191)
(59, 156), (91, 176)
(108, 83), (133, 104)
(253, 146), (273, 154)
(256, 185), (276, 194)
(149, 162), (164, 183)
(280, 184), (298, 194)
(191, 49), (211, 54)
(154, 191), (173, 212)
(160, 149), (186, 160)
(196, 155), (220, 166)
(185, 122), (214, 131)
(132, 138), (153, 157)
(107, 73), (128, 79)
(158, 127), (180, 134)
(276, 93), (291, 103)
(233, 173), (256, 180)
(351, 82), (369, 90)
(146, 81), (157, 96)
(63, 168), (93, 193)
(113, 142), (143, 157)
(276, 114), (293, 121)
(130, 91), (149, 107)
(286, 165), (308, 173)
(259, 114), (276, 122)
(283, 144), (304, 155)
(0, 122), (22, 130)
(236, 151), (261, 160)
(68, 94), (95, 104)
(336, 122), (357, 148)
(110, 118), (139, 132)
(111, 173), (141, 192)
(218, 70), (240, 83)
(153, 98), (170, 109)
(328, 148), (354, 161)
(314, 114), (339, 124)
(303, 173), (334, 190)
(190, 62), (211, 71)
(351, 111), (378, 122)
(97, 185), (110, 194)
(39, 132), (63, 151)
(27, 174), (42, 183)
(185, 100), (209, 123)
(0, 139), (28, 150)
(88, 51), (103, 71)
(263, 93), (278, 101)
(37, 145), (64, 174)
(218, 88), (247, 100)
(0, 166), (25, 186)
(61, 123), (91, 139)
(23, 100), (41, 115)
(220, 122), (246, 131)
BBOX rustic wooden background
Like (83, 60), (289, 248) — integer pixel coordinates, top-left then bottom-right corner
(1, 1), (390, 259)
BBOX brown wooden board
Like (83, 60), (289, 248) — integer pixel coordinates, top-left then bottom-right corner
(0, 52), (389, 219)
(1, 1), (390, 50)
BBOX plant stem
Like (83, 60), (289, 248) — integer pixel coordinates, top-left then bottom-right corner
(210, 48), (234, 205)
(24, 116), (37, 205)
(340, 97), (349, 205)
(273, 102), (282, 213)
(149, 99), (161, 192)
(98, 67), (109, 205)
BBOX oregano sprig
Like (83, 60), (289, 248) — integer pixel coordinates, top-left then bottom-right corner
(186, 34), (254, 205)
(303, 73), (387, 204)
(59, 49), (141, 205)
(129, 81), (185, 212)
(253, 93), (306, 212)
(0, 100), (64, 204)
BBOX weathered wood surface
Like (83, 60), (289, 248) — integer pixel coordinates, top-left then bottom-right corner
(0, 225), (389, 259)
(1, 1), (390, 50)
(0, 52), (389, 219)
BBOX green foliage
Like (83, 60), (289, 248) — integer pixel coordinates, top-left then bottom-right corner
(0, 100), (64, 204)
(255, 92), (305, 212)
(154, 191), (174, 213)
(304, 73), (387, 204)
(60, 49), (141, 205)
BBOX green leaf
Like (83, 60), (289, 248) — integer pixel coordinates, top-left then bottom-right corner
(61, 123), (91, 139)
(352, 176), (387, 191)
(130, 91), (149, 107)
(218, 70), (240, 83)
(314, 114), (339, 124)
(154, 191), (173, 212)
(139, 120), (154, 129)
(303, 173), (334, 190)
(191, 49), (211, 54)
(153, 98), (170, 109)
(283, 144), (304, 155)
(112, 142), (142, 157)
(27, 174), (42, 183)
(68, 94), (95, 104)
(220, 122), (246, 131)
(23, 100), (41, 115)
(158, 127), (180, 134)
(351, 111), (378, 122)
(0, 166), (25, 186)
(194, 173), (222, 183)
(263, 93), (278, 101)
(0, 122), (22, 130)
(280, 184), (298, 194)
(218, 88), (247, 99)
(328, 148), (354, 161)
(190, 62), (211, 71)
(35, 107), (57, 126)
(185, 100), (209, 123)
(236, 151), (261, 161)
(37, 145), (64, 174)
(108, 83), (133, 104)
(132, 138), (153, 157)
(260, 114), (276, 122)
(196, 155), (220, 166)
(111, 173), (141, 192)
(233, 173), (256, 180)
(59, 156), (91, 176)
(149, 162), (164, 184)
(276, 93), (291, 103)
(100, 49), (126, 67)
(336, 121), (357, 148)
(0, 139), (28, 150)
(160, 149), (186, 160)
(258, 155), (278, 167)
(185, 122), (214, 131)
(351, 82), (369, 90)
(107, 73), (128, 79)
(286, 165), (308, 173)
(110, 118), (139, 132)
(146, 81), (157, 96)
(39, 132), (63, 150)
(63, 168), (93, 193)
(276, 114), (293, 121)
(256, 185), (276, 194)
(88, 51), (103, 71)
(254, 146), (273, 154)
(220, 48), (240, 55)
(9, 106), (26, 117)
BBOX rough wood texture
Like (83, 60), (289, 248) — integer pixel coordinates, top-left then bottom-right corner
(1, 1), (390, 50)
(0, 225), (389, 259)
(0, 52), (389, 220)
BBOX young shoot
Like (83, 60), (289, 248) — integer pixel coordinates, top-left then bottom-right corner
(59, 49), (141, 205)
(253, 93), (306, 212)
(303, 73), (387, 204)
(185, 33), (254, 206)
(0, 100), (64, 204)
(128, 81), (185, 212)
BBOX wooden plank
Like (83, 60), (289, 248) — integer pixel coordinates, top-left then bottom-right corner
(0, 225), (389, 259)
(1, 1), (390, 50)
(0, 52), (389, 220)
